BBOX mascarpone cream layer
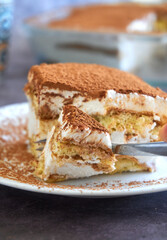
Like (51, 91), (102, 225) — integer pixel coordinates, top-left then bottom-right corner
(134, 155), (157, 170)
(39, 87), (167, 118)
(127, 13), (157, 33)
(28, 102), (159, 144)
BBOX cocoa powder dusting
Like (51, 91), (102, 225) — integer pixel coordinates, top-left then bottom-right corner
(47, 3), (167, 33)
(25, 63), (167, 99)
(62, 105), (108, 133)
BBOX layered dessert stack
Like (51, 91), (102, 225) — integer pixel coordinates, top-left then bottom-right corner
(35, 105), (116, 182)
(24, 63), (167, 181)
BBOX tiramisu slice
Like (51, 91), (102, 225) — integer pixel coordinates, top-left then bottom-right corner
(24, 63), (167, 173)
(35, 105), (115, 182)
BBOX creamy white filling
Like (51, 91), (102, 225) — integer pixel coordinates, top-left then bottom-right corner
(153, 115), (160, 121)
(127, 13), (157, 33)
(28, 95), (160, 147)
(56, 163), (103, 179)
(111, 131), (125, 144)
(134, 155), (157, 169)
(27, 97), (40, 138)
(28, 103), (35, 138)
(39, 87), (167, 118)
(40, 88), (106, 115)
(43, 126), (56, 179)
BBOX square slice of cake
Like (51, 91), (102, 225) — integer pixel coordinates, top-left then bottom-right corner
(24, 63), (167, 173)
(35, 105), (116, 182)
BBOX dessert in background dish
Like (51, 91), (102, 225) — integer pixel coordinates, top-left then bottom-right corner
(46, 3), (167, 79)
(24, 3), (167, 87)
(47, 3), (167, 34)
(24, 63), (167, 179)
(35, 105), (116, 182)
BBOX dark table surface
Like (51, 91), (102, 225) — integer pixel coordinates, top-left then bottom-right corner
(0, 2), (167, 239)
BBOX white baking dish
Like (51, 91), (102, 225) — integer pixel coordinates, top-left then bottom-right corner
(24, 6), (167, 87)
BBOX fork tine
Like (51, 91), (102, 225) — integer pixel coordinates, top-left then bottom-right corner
(35, 139), (46, 144)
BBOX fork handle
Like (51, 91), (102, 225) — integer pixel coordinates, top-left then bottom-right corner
(132, 142), (167, 156)
(112, 142), (167, 156)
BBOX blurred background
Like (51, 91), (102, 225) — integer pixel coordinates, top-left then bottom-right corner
(1, 0), (167, 105)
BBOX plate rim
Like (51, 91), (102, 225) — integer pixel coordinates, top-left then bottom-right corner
(1, 175), (167, 197)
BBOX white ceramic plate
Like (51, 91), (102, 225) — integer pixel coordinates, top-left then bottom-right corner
(0, 103), (167, 198)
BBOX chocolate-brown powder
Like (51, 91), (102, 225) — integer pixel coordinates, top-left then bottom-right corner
(47, 3), (167, 33)
(26, 63), (167, 99)
(62, 105), (108, 133)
